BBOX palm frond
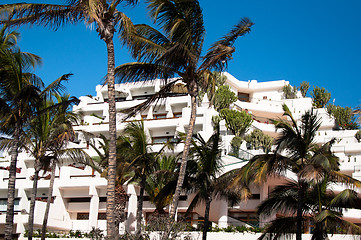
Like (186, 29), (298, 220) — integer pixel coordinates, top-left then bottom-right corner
(41, 73), (72, 98)
(119, 19), (169, 62)
(147, 0), (205, 54)
(119, 78), (180, 119)
(115, 62), (175, 83)
(200, 18), (253, 72)
(0, 3), (83, 29)
(329, 189), (358, 209)
(257, 181), (299, 217)
(258, 217), (298, 240)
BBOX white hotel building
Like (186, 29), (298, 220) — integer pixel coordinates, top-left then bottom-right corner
(0, 73), (360, 237)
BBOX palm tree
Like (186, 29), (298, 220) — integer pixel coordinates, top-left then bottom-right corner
(257, 179), (361, 240)
(145, 155), (178, 215)
(0, 42), (48, 239)
(256, 138), (361, 240)
(185, 127), (239, 240)
(40, 94), (88, 240)
(85, 134), (133, 235)
(24, 88), (79, 239)
(120, 121), (158, 237)
(230, 104), (361, 240)
(0, 69), (76, 239)
(0, 1), (138, 237)
(115, 1), (254, 223)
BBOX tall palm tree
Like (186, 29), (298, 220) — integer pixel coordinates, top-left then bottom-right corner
(0, 43), (48, 239)
(40, 94), (88, 240)
(185, 127), (239, 240)
(230, 104), (361, 240)
(24, 87), (79, 239)
(115, 1), (254, 223)
(21, 92), (83, 240)
(0, 69), (76, 239)
(0, 1), (138, 237)
(120, 121), (157, 237)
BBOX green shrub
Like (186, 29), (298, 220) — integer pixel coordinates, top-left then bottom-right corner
(230, 136), (243, 156)
(211, 225), (222, 232)
(219, 109), (253, 136)
(210, 225), (264, 233)
(300, 81), (310, 97)
(213, 85), (237, 111)
(88, 227), (104, 240)
(311, 86), (331, 108)
(69, 229), (83, 238)
(212, 115), (222, 128)
(223, 225), (235, 232)
(24, 229), (61, 238)
(244, 129), (273, 153)
(327, 104), (359, 130)
(235, 225), (249, 232)
(283, 84), (297, 99)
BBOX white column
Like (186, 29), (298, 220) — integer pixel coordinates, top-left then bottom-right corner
(52, 180), (71, 222)
(147, 106), (153, 119)
(17, 187), (27, 214)
(217, 200), (228, 228)
(88, 185), (99, 230)
(126, 185), (137, 232)
(17, 187), (27, 238)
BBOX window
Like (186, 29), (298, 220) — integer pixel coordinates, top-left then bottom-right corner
(251, 194), (260, 199)
(173, 112), (182, 118)
(77, 213), (89, 220)
(238, 92), (250, 102)
(115, 97), (126, 102)
(152, 136), (175, 144)
(98, 213), (106, 220)
(133, 95), (152, 100)
(0, 198), (19, 211)
(69, 197), (91, 202)
(154, 113), (167, 119)
(229, 211), (259, 227)
(179, 195), (187, 201)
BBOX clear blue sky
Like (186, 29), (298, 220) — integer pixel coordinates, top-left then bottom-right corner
(7, 0), (361, 108)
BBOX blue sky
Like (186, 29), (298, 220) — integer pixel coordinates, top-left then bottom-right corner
(8, 0), (361, 108)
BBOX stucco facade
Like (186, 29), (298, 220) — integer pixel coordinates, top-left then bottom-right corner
(0, 72), (360, 237)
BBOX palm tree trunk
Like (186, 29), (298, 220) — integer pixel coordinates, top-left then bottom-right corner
(5, 127), (20, 240)
(41, 160), (56, 240)
(114, 184), (127, 235)
(164, 91), (197, 240)
(169, 91), (197, 217)
(104, 31), (117, 239)
(296, 182), (305, 240)
(136, 177), (146, 237)
(28, 163), (41, 240)
(202, 196), (212, 240)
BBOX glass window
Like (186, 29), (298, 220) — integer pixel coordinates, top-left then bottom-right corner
(77, 213), (89, 220)
(0, 199), (19, 211)
(98, 213), (106, 220)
